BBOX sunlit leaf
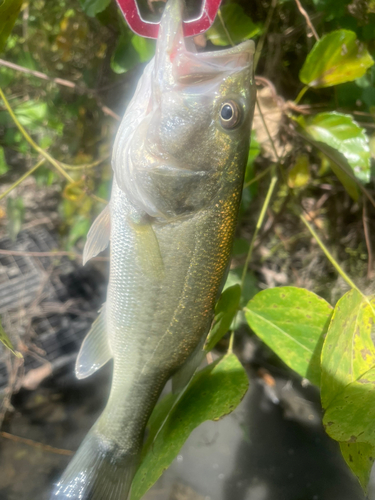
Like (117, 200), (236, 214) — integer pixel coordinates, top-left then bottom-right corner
(0, 146), (9, 174)
(297, 112), (371, 183)
(288, 153), (310, 188)
(130, 353), (249, 500)
(206, 4), (261, 46)
(131, 35), (155, 63)
(339, 442), (375, 493)
(321, 290), (375, 491)
(111, 33), (140, 74)
(15, 100), (48, 130)
(300, 30), (374, 88)
(0, 0), (22, 52)
(245, 287), (333, 386)
(78, 0), (110, 17)
(205, 285), (241, 352)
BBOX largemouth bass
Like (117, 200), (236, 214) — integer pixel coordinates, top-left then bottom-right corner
(52, 0), (255, 498)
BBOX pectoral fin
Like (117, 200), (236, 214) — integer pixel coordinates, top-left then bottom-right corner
(75, 305), (112, 379)
(129, 219), (164, 281)
(172, 337), (205, 394)
(83, 204), (111, 265)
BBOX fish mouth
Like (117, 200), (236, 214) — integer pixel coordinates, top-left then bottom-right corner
(154, 0), (255, 88)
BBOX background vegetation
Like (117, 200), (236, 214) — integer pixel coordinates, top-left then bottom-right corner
(1, 0), (375, 497)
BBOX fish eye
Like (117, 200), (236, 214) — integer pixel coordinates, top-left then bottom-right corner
(219, 100), (241, 129)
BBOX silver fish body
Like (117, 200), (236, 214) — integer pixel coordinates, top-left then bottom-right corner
(52, 1), (255, 498)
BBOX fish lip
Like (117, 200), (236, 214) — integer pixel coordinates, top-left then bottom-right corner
(197, 39), (256, 59)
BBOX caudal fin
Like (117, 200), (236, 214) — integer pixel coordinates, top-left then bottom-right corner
(50, 429), (139, 500)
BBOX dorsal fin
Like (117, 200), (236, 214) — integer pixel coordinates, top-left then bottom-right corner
(75, 305), (112, 379)
(83, 205), (111, 265)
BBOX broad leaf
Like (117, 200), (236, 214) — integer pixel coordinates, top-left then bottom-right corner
(78, 0), (111, 17)
(320, 290), (375, 409)
(321, 291), (375, 490)
(297, 112), (371, 184)
(300, 30), (374, 88)
(7, 196), (24, 241)
(205, 285), (241, 352)
(245, 287), (333, 386)
(340, 442), (375, 493)
(206, 4), (261, 46)
(0, 0), (22, 52)
(130, 353), (249, 500)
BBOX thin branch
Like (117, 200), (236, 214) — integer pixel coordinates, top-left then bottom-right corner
(0, 87), (74, 184)
(294, 0), (319, 41)
(241, 167), (278, 289)
(217, 8), (235, 47)
(0, 59), (120, 121)
(254, 0), (277, 71)
(0, 431), (73, 456)
(0, 158), (45, 201)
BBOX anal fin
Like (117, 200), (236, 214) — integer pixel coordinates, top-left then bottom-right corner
(83, 204), (110, 265)
(75, 304), (112, 379)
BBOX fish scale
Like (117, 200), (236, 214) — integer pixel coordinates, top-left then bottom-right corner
(51, 0), (255, 497)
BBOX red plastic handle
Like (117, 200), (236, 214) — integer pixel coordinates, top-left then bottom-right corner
(116, 0), (221, 38)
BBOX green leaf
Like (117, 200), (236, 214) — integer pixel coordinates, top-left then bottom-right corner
(0, 146), (9, 174)
(78, 0), (110, 17)
(324, 366), (375, 443)
(7, 196), (24, 241)
(130, 353), (249, 500)
(206, 4), (261, 46)
(205, 285), (241, 352)
(321, 291), (375, 490)
(320, 290), (375, 409)
(297, 112), (371, 183)
(339, 442), (375, 493)
(287, 153), (310, 189)
(131, 35), (155, 63)
(0, 0), (22, 52)
(0, 316), (22, 358)
(299, 30), (374, 88)
(244, 287), (333, 386)
(14, 100), (48, 130)
(111, 34), (140, 74)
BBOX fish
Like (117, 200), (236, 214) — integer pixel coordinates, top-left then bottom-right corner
(51, 0), (255, 498)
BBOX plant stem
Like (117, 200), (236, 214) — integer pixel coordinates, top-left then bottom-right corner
(254, 0), (277, 71)
(295, 85), (309, 105)
(217, 9), (235, 47)
(0, 158), (45, 201)
(300, 214), (363, 296)
(228, 331), (235, 353)
(0, 87), (74, 184)
(241, 168), (278, 289)
(244, 165), (272, 188)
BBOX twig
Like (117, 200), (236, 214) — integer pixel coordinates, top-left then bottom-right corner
(0, 431), (73, 456)
(244, 165), (272, 188)
(241, 167), (278, 289)
(0, 59), (120, 121)
(0, 87), (74, 184)
(0, 158), (45, 201)
(363, 200), (373, 279)
(254, 0), (277, 71)
(217, 8), (235, 47)
(294, 0), (319, 41)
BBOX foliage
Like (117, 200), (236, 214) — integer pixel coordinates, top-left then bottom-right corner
(1, 0), (375, 497)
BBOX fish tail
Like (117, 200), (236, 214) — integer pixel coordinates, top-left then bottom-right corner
(50, 426), (139, 500)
